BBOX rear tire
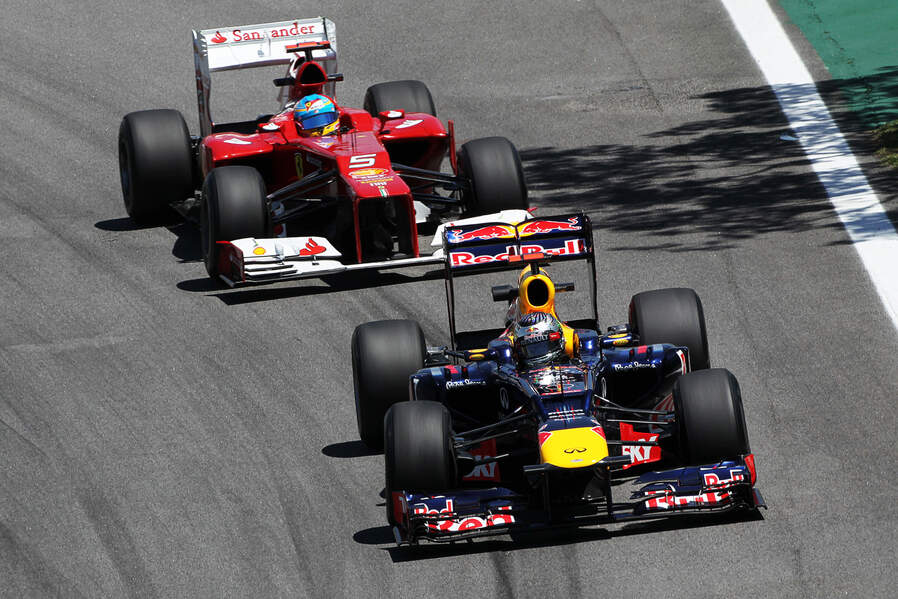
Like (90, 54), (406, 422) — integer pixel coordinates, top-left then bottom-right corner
(384, 400), (456, 525)
(201, 166), (269, 279)
(363, 80), (437, 116)
(118, 109), (193, 224)
(629, 288), (710, 370)
(674, 368), (750, 466)
(352, 320), (426, 451)
(458, 137), (529, 215)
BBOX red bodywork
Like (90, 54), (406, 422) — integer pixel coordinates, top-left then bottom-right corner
(200, 95), (450, 262)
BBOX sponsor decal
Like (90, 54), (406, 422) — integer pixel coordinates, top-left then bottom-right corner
(517, 217), (582, 237)
(223, 137), (251, 145)
(449, 239), (586, 267)
(253, 247), (266, 256)
(350, 168), (388, 177)
(395, 119), (423, 129)
(462, 439), (501, 482)
(385, 110), (403, 119)
(298, 239), (326, 256)
(612, 361), (656, 371)
(644, 490), (729, 510)
(211, 22), (320, 45)
(446, 224), (516, 244)
(446, 378), (486, 389)
(563, 447), (587, 454)
(619, 423), (661, 469)
(703, 469), (746, 488)
(413, 499), (514, 532)
(261, 122), (279, 131)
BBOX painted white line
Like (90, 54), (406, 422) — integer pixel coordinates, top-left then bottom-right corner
(722, 0), (898, 331)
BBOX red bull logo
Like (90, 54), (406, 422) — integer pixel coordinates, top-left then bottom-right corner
(413, 499), (514, 532)
(446, 224), (516, 244)
(517, 217), (582, 237)
(449, 239), (586, 267)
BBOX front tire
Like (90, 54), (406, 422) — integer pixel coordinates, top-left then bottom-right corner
(351, 320), (426, 451)
(629, 288), (710, 370)
(674, 368), (750, 466)
(458, 137), (529, 215)
(363, 80), (437, 116)
(201, 166), (270, 279)
(384, 400), (456, 525)
(118, 109), (193, 224)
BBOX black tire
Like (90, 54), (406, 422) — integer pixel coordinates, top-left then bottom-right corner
(118, 109), (194, 224)
(458, 137), (529, 215)
(201, 166), (270, 279)
(363, 80), (437, 116)
(384, 400), (456, 525)
(673, 368), (750, 466)
(351, 320), (426, 451)
(629, 288), (710, 370)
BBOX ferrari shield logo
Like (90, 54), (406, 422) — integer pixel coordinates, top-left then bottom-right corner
(294, 153), (304, 179)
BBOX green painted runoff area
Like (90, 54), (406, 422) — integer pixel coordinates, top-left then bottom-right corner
(778, 0), (898, 127)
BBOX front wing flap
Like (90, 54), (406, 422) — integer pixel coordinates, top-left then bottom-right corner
(394, 457), (764, 545)
(216, 236), (443, 286)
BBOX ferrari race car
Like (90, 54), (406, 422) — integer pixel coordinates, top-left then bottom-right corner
(351, 213), (765, 545)
(117, 18), (529, 286)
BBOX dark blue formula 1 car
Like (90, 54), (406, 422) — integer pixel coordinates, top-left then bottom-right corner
(350, 213), (765, 545)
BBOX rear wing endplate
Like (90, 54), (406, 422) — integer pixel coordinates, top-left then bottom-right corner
(192, 17), (338, 137)
(441, 213), (598, 349)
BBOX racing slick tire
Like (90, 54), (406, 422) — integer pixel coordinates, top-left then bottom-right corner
(363, 80), (437, 116)
(201, 166), (270, 279)
(629, 287), (710, 371)
(118, 109), (194, 224)
(384, 400), (456, 525)
(352, 319), (426, 451)
(458, 137), (529, 215)
(673, 368), (750, 466)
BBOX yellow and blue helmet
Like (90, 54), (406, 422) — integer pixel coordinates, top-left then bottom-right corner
(294, 94), (339, 137)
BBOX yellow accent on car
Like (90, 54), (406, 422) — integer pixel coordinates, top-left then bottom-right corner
(539, 427), (609, 468)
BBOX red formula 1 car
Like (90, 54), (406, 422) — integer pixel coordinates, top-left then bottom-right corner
(117, 18), (529, 286)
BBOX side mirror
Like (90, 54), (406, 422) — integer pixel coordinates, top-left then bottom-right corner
(555, 281), (575, 293)
(273, 76), (296, 87)
(491, 285), (518, 302)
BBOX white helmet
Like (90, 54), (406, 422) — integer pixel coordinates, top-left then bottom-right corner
(513, 311), (565, 367)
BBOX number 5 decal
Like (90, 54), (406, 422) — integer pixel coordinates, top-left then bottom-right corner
(349, 154), (377, 168)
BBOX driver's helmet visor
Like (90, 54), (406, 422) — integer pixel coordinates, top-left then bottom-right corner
(298, 111), (338, 131)
(518, 334), (562, 361)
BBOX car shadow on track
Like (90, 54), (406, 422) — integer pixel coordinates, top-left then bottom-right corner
(320, 440), (380, 459)
(356, 509), (764, 562)
(177, 267), (446, 304)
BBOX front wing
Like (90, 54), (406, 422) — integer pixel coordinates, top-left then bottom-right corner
(393, 458), (765, 545)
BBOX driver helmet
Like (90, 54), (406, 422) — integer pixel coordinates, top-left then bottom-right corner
(513, 311), (566, 367)
(294, 94), (339, 136)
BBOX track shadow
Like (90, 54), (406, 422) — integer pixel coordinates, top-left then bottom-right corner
(519, 71), (898, 252)
(374, 509), (763, 562)
(321, 440), (380, 459)
(94, 217), (162, 232)
(179, 267), (446, 305)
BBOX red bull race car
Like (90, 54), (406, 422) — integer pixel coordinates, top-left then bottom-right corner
(117, 18), (528, 286)
(351, 213), (765, 545)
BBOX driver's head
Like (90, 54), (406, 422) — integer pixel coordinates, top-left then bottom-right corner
(513, 311), (565, 368)
(294, 94), (339, 137)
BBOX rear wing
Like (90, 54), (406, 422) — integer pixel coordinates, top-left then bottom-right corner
(441, 213), (598, 349)
(192, 17), (338, 137)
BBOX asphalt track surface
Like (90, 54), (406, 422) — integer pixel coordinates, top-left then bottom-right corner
(2, 1), (897, 597)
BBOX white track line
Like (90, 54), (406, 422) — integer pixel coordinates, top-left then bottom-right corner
(722, 0), (898, 331)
